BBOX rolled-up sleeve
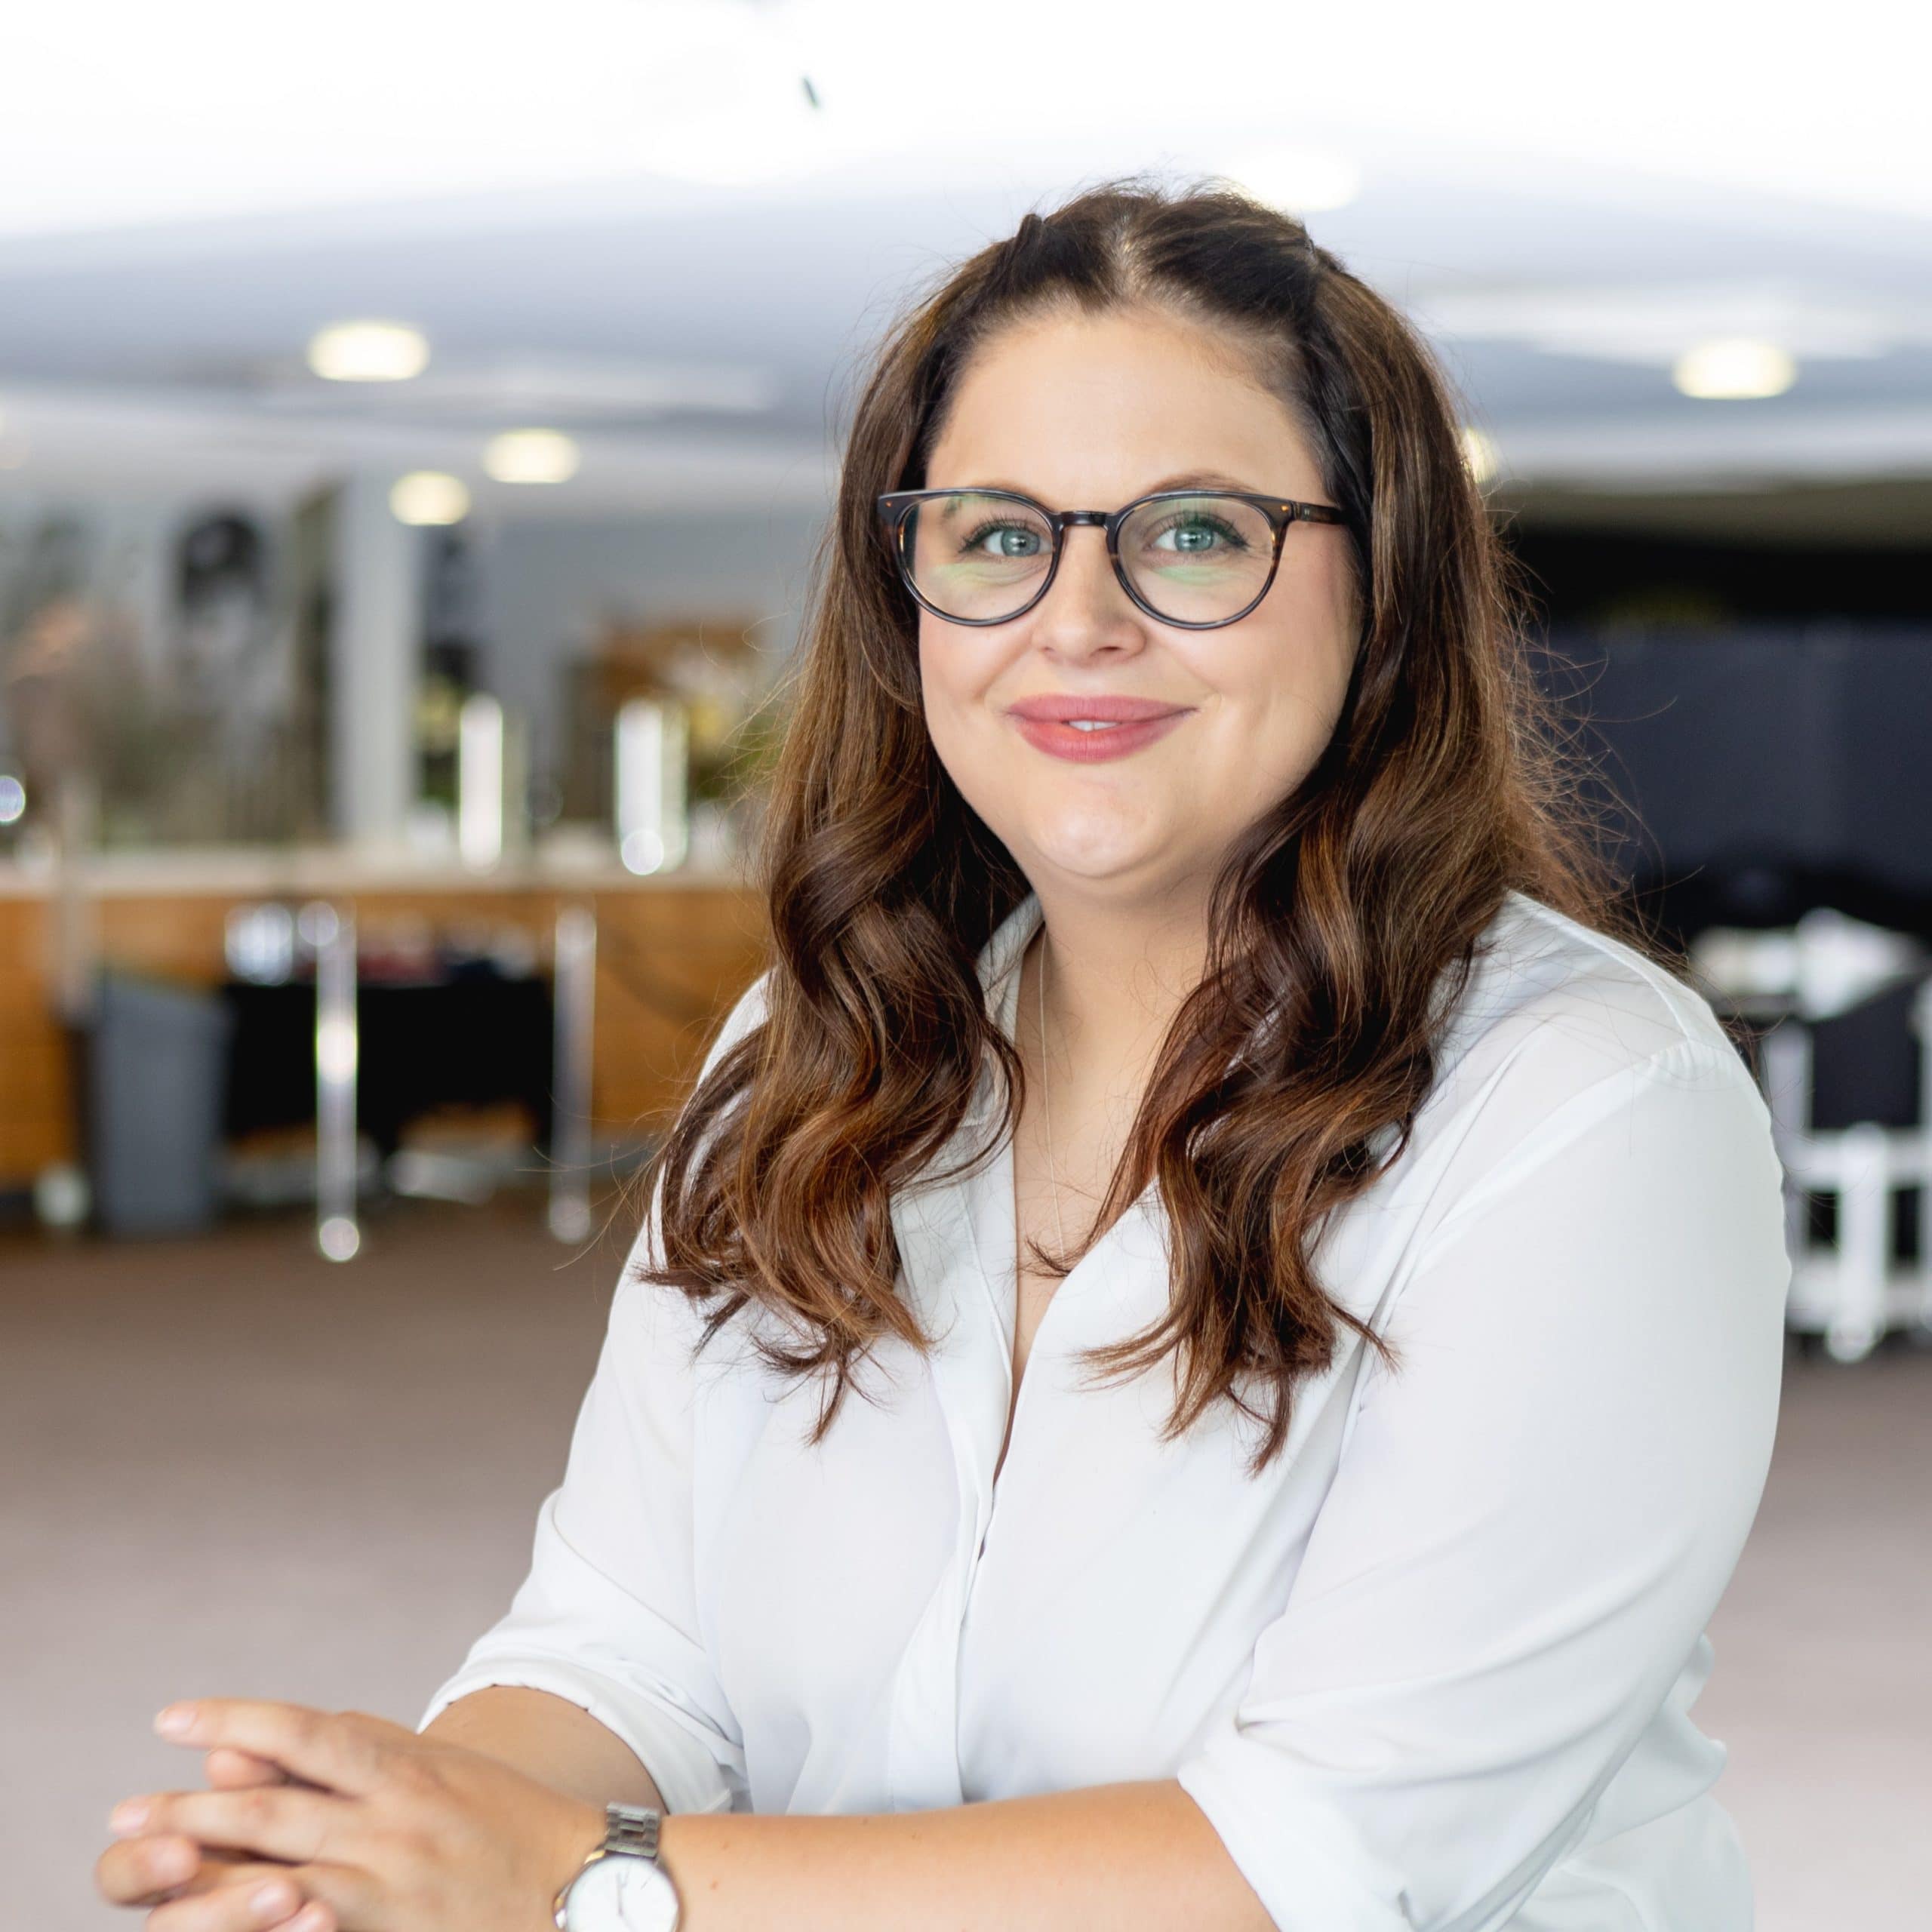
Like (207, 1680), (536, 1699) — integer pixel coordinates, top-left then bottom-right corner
(416, 974), (771, 1817)
(1175, 1038), (1791, 1930)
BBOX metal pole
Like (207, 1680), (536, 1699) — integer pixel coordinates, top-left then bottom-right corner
(1760, 1017), (1812, 1264)
(1913, 977), (1932, 1315)
(549, 903), (597, 1243)
(309, 900), (360, 1261)
(1826, 1123), (1890, 1362)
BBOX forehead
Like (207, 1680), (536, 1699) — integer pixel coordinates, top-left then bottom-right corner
(924, 306), (1323, 502)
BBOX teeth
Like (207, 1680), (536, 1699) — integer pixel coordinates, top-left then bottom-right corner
(1066, 719), (1123, 731)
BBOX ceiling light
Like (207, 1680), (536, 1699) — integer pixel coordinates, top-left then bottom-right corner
(1672, 338), (1798, 399)
(483, 429), (580, 484)
(1221, 148), (1362, 214)
(309, 321), (430, 383)
(390, 472), (470, 525)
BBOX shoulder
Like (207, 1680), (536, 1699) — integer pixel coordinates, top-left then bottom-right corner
(1379, 892), (1776, 1240)
(613, 964), (777, 1368)
(1433, 890), (1739, 1086)
(700, 966), (774, 1084)
(1314, 895), (1790, 1346)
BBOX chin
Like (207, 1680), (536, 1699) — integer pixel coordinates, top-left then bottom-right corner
(1026, 835), (1181, 884)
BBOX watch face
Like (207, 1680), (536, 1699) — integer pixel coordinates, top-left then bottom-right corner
(563, 1853), (679, 1932)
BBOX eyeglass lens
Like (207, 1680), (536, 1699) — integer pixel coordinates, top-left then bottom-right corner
(901, 492), (1278, 625)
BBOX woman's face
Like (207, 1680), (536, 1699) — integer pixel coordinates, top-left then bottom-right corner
(915, 305), (1361, 908)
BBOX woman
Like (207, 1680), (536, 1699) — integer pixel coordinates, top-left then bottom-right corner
(99, 177), (1789, 1932)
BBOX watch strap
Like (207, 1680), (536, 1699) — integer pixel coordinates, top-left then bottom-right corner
(552, 1801), (669, 1929)
(602, 1803), (663, 1860)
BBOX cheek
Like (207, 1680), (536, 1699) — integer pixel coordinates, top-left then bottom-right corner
(1198, 626), (1351, 747)
(916, 637), (1000, 780)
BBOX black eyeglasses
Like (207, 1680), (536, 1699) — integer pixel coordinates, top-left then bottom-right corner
(875, 485), (1347, 630)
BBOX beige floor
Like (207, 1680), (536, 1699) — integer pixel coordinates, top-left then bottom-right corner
(5, 1194), (1927, 1930)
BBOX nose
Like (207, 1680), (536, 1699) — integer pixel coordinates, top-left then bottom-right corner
(1030, 523), (1143, 654)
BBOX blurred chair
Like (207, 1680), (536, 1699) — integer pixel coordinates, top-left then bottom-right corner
(1693, 909), (1932, 1360)
(220, 898), (599, 1257)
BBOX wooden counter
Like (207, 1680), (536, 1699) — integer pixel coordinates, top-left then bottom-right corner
(0, 845), (770, 1186)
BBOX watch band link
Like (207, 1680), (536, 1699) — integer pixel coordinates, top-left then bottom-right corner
(603, 1803), (663, 1860)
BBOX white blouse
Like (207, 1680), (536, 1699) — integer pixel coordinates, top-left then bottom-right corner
(418, 888), (1790, 1932)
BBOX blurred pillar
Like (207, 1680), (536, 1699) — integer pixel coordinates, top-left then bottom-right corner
(327, 470), (422, 849)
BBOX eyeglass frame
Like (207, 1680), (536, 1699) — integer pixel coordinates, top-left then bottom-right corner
(875, 485), (1348, 632)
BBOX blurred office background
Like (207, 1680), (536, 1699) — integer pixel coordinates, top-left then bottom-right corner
(3, 5), (1927, 1927)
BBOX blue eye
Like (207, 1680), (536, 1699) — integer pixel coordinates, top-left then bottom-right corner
(1145, 512), (1250, 554)
(960, 518), (1045, 558)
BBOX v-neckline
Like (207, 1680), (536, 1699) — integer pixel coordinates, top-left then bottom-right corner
(989, 1110), (1070, 1496)
(956, 889), (1161, 1500)
(986, 897), (1051, 1494)
(984, 901), (1125, 1494)
(983, 1089), (1155, 1496)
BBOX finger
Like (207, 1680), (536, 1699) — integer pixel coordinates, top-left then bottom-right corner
(205, 1747), (303, 1790)
(143, 1866), (338, 1932)
(97, 1832), (293, 1909)
(132, 1785), (352, 1868)
(149, 1864), (365, 1932)
(154, 1701), (406, 1798)
(104, 1749), (303, 1904)
(96, 1831), (205, 1906)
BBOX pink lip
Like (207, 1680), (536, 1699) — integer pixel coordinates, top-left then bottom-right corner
(1006, 694), (1189, 724)
(1009, 709), (1190, 763)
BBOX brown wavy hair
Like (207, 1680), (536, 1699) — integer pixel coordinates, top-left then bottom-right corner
(626, 170), (1644, 1474)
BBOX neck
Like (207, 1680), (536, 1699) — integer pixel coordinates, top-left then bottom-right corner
(1023, 883), (1211, 1100)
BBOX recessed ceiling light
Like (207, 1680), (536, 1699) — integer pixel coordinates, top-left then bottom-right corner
(483, 428), (580, 484)
(390, 472), (469, 526)
(1672, 338), (1798, 399)
(309, 321), (430, 383)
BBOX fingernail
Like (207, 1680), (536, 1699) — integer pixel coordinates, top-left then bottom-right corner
(155, 1705), (197, 1737)
(251, 1881), (293, 1914)
(109, 1801), (149, 1834)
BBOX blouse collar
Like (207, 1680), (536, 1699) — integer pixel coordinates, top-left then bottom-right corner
(964, 891), (1044, 1131)
(978, 891), (1045, 1033)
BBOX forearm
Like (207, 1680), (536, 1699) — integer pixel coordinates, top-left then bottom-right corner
(420, 1686), (666, 1813)
(656, 1778), (1272, 1932)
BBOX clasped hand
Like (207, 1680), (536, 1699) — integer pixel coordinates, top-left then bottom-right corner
(94, 1698), (604, 1932)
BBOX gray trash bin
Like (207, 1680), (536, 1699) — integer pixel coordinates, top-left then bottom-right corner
(86, 969), (235, 1236)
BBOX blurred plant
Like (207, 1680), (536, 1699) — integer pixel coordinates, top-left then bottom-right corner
(580, 612), (789, 812)
(2, 591), (253, 844)
(0, 509), (320, 845)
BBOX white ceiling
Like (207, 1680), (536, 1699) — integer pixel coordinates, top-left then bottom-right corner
(0, 0), (1927, 528)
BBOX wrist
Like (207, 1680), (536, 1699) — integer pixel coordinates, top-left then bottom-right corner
(552, 1798), (684, 1932)
(654, 1813), (711, 1919)
(548, 1798), (609, 1924)
(654, 1812), (688, 1883)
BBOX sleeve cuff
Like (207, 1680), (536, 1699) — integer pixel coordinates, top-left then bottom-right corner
(1176, 1733), (1414, 1932)
(416, 1655), (743, 1817)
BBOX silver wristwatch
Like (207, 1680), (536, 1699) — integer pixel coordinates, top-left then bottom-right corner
(553, 1802), (681, 1932)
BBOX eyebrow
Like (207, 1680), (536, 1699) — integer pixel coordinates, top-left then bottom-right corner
(936, 469), (1266, 510)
